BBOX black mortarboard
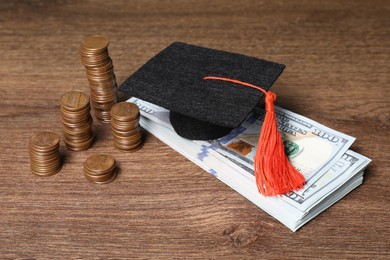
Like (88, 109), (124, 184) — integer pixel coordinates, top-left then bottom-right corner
(118, 42), (285, 140)
(119, 42), (306, 196)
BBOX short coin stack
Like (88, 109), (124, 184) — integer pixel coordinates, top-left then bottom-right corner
(29, 131), (61, 176)
(110, 102), (143, 152)
(80, 35), (117, 123)
(83, 154), (117, 184)
(61, 91), (94, 151)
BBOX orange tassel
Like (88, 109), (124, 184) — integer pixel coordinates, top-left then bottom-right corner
(203, 76), (305, 196)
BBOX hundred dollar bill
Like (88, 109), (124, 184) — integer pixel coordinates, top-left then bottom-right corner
(129, 96), (355, 191)
(130, 98), (172, 129)
(283, 150), (371, 211)
(128, 97), (370, 231)
(136, 107), (367, 231)
(197, 107), (355, 195)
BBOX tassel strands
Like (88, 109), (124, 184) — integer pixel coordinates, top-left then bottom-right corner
(203, 76), (305, 196)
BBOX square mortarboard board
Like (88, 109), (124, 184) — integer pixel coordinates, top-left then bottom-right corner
(118, 42), (286, 140)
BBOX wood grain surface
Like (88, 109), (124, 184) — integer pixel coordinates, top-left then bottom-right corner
(0, 0), (389, 259)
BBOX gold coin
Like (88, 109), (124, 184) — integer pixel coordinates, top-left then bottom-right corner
(61, 117), (93, 129)
(110, 102), (140, 121)
(31, 160), (61, 171)
(81, 52), (109, 61)
(89, 81), (117, 90)
(111, 123), (139, 133)
(63, 133), (93, 144)
(85, 169), (117, 184)
(30, 131), (60, 150)
(112, 131), (142, 143)
(64, 143), (92, 152)
(111, 117), (140, 130)
(90, 93), (117, 103)
(62, 118), (93, 131)
(114, 138), (143, 150)
(114, 140), (144, 153)
(84, 171), (114, 182)
(61, 104), (91, 115)
(111, 126), (141, 137)
(29, 131), (61, 177)
(83, 154), (117, 184)
(81, 35), (109, 52)
(29, 153), (60, 164)
(84, 154), (115, 173)
(29, 144), (59, 154)
(80, 35), (117, 124)
(111, 116), (139, 123)
(31, 165), (62, 176)
(91, 100), (117, 108)
(61, 91), (94, 148)
(64, 135), (93, 151)
(61, 91), (90, 111)
(112, 135), (140, 145)
(84, 163), (116, 177)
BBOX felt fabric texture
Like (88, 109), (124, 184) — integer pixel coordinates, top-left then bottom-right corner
(118, 42), (285, 140)
(169, 111), (233, 140)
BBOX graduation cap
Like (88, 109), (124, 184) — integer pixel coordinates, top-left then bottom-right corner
(119, 42), (285, 140)
(119, 42), (305, 196)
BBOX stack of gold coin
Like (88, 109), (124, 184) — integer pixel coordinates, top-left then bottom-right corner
(80, 35), (117, 124)
(29, 131), (61, 176)
(61, 91), (94, 151)
(83, 154), (117, 184)
(110, 102), (143, 152)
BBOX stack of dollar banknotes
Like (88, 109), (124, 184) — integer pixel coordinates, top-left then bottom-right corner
(127, 97), (371, 231)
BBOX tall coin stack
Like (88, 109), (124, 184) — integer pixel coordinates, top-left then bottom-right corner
(61, 91), (94, 151)
(80, 35), (117, 124)
(110, 102), (143, 152)
(29, 131), (61, 176)
(84, 154), (117, 184)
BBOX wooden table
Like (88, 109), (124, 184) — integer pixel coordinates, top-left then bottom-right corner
(1, 0), (389, 258)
